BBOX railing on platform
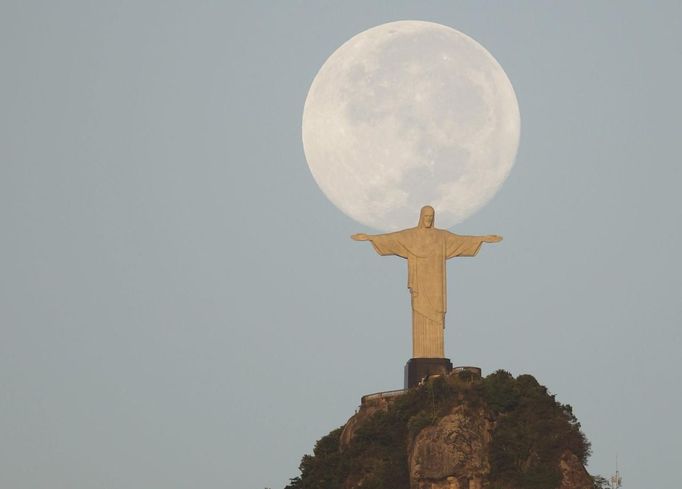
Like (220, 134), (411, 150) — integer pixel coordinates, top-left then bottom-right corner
(452, 366), (482, 377)
(361, 388), (408, 404)
(360, 366), (482, 404)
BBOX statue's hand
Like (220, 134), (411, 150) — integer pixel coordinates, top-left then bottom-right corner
(351, 233), (370, 241)
(485, 235), (503, 243)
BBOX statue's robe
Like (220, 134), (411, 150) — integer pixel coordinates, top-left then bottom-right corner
(369, 228), (487, 358)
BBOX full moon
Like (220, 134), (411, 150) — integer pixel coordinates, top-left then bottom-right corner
(302, 21), (520, 230)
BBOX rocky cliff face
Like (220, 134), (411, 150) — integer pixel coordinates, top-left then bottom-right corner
(286, 371), (598, 489)
(558, 451), (594, 489)
(408, 405), (492, 489)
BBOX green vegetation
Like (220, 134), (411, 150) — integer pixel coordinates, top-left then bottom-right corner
(285, 371), (597, 489)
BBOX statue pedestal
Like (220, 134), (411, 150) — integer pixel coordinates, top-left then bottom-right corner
(404, 358), (453, 388)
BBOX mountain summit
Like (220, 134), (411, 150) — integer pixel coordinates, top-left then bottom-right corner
(286, 370), (601, 489)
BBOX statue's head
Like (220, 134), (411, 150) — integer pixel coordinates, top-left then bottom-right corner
(418, 205), (435, 228)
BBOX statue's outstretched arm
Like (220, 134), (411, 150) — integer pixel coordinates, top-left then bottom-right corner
(446, 232), (503, 258)
(448, 233), (502, 243)
(482, 235), (503, 243)
(351, 231), (409, 258)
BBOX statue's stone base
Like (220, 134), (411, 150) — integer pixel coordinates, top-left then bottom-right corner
(404, 357), (453, 389)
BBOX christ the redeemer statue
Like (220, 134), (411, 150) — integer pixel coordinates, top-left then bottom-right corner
(352, 205), (501, 362)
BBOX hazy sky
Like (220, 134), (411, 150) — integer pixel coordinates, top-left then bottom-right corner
(2, 2), (680, 488)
